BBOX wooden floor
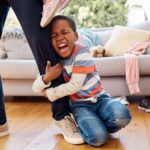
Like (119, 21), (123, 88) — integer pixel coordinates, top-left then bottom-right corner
(0, 97), (150, 150)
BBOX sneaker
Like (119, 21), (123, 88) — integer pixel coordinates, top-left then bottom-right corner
(138, 99), (150, 113)
(0, 122), (9, 137)
(54, 116), (84, 144)
(40, 0), (61, 27)
(40, 0), (71, 27)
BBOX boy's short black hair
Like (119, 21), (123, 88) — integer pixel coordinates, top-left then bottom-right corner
(49, 15), (76, 32)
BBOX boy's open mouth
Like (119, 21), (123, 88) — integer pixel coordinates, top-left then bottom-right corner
(58, 43), (68, 52)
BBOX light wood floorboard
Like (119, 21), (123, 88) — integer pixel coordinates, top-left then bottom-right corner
(0, 97), (150, 150)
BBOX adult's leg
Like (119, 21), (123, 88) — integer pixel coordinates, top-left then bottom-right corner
(0, 77), (7, 125)
(71, 102), (109, 147)
(7, 0), (71, 120)
(0, 77), (9, 138)
(0, 0), (10, 37)
(97, 94), (131, 133)
(0, 0), (9, 125)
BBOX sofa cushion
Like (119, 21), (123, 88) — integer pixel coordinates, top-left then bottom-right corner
(2, 29), (34, 59)
(104, 26), (150, 56)
(0, 51), (7, 59)
(78, 28), (102, 47)
(0, 40), (7, 59)
(97, 29), (113, 46)
(6, 48), (34, 60)
(90, 27), (113, 46)
(94, 55), (150, 76)
(0, 59), (38, 79)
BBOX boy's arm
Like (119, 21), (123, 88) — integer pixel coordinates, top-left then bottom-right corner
(32, 74), (51, 94)
(46, 73), (87, 102)
(32, 61), (63, 94)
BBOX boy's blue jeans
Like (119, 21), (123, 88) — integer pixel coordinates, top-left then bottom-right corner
(71, 94), (131, 147)
(0, 78), (7, 125)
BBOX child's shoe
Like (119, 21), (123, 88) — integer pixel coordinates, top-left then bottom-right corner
(40, 0), (61, 27)
(54, 116), (84, 144)
(0, 122), (9, 137)
(138, 99), (150, 113)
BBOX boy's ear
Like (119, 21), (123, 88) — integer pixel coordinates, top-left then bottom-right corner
(74, 32), (79, 40)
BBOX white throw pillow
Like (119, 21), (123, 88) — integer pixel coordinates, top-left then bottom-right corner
(104, 25), (150, 56)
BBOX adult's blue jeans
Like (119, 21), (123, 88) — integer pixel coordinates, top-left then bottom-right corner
(0, 77), (7, 125)
(71, 94), (131, 147)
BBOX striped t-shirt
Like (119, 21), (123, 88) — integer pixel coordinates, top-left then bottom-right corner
(60, 44), (105, 102)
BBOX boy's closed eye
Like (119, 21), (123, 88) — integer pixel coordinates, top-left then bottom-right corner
(62, 30), (69, 35)
(51, 30), (69, 39)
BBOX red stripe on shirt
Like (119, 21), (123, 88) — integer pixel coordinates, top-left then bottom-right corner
(70, 94), (88, 101)
(63, 75), (70, 82)
(87, 83), (102, 97)
(72, 65), (96, 74)
(70, 83), (102, 101)
(71, 44), (83, 58)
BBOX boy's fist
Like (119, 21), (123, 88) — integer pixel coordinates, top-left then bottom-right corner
(43, 61), (63, 84)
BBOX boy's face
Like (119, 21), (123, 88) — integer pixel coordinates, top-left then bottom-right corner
(51, 20), (78, 58)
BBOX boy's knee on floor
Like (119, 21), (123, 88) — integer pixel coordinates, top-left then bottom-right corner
(86, 132), (108, 147)
(118, 109), (131, 126)
(115, 117), (131, 128)
(112, 111), (131, 130)
(113, 106), (131, 127)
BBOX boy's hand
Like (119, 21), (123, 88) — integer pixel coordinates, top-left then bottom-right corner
(43, 61), (63, 84)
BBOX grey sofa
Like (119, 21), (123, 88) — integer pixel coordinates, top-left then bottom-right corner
(0, 21), (150, 96)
